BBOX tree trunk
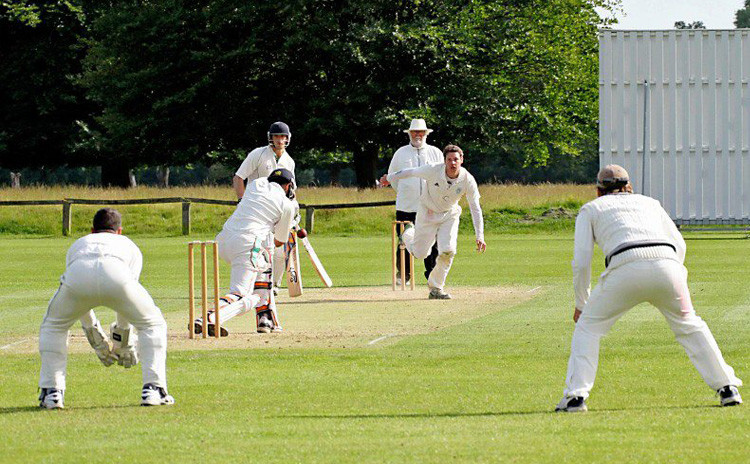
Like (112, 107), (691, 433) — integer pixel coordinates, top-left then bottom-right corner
(353, 148), (378, 189)
(329, 165), (340, 185)
(156, 166), (170, 188)
(10, 172), (21, 188)
(101, 163), (137, 188)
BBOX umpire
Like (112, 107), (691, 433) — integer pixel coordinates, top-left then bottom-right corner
(387, 119), (442, 284)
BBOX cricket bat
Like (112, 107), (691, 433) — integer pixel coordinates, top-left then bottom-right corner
(284, 231), (303, 297)
(300, 236), (333, 288)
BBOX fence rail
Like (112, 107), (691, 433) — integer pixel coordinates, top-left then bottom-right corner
(0, 198), (395, 235)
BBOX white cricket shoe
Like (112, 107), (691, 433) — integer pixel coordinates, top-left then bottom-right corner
(39, 388), (64, 409)
(257, 313), (273, 334)
(141, 383), (175, 406)
(191, 312), (229, 337)
(718, 386), (742, 407)
(428, 287), (452, 300)
(555, 395), (587, 412)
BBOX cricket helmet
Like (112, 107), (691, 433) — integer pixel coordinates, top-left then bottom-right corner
(268, 121), (291, 147)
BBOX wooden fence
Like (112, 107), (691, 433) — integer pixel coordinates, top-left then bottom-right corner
(0, 198), (395, 235)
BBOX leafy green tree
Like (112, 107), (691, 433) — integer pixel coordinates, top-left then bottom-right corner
(0, 0), (91, 185)
(79, 0), (619, 187)
(80, 0), (221, 186)
(674, 21), (705, 29)
(736, 1), (750, 28)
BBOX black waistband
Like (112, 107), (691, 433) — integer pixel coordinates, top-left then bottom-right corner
(605, 241), (676, 268)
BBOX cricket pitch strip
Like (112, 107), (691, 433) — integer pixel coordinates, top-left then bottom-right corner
(4, 285), (540, 354)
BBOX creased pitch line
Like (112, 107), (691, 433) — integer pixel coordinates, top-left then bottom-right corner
(368, 334), (396, 346)
(0, 338), (31, 350)
(527, 286), (542, 293)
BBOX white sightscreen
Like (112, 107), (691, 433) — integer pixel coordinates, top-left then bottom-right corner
(599, 29), (750, 224)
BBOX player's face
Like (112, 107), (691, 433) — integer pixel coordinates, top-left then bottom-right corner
(271, 134), (288, 150)
(409, 130), (427, 148)
(445, 151), (462, 178)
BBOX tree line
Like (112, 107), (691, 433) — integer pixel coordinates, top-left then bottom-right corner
(2, 0), (623, 187)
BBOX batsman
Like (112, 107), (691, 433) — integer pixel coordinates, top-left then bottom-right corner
(193, 168), (296, 335)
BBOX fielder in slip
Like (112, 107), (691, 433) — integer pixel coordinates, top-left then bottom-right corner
(197, 169), (296, 335)
(379, 144), (486, 299)
(555, 164), (742, 412)
(38, 208), (173, 409)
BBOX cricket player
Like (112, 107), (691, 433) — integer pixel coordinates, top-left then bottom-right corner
(556, 165), (742, 412)
(387, 119), (443, 285)
(196, 168), (296, 334)
(379, 144), (486, 299)
(38, 208), (173, 409)
(233, 121), (296, 291)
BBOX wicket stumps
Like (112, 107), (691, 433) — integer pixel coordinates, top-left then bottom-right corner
(188, 241), (220, 339)
(391, 220), (415, 291)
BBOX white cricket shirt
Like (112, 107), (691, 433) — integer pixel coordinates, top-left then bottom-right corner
(572, 193), (686, 309)
(222, 178), (296, 243)
(65, 232), (143, 280)
(235, 146), (295, 182)
(387, 143), (443, 212)
(387, 163), (484, 240)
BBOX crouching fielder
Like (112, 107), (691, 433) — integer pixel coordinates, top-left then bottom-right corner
(204, 169), (295, 334)
(555, 165), (742, 412)
(379, 145), (486, 299)
(39, 208), (173, 409)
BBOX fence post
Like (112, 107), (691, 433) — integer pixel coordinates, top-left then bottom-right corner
(182, 201), (191, 235)
(305, 207), (315, 233)
(62, 201), (72, 236)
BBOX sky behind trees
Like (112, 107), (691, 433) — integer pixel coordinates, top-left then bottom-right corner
(601, 0), (744, 29)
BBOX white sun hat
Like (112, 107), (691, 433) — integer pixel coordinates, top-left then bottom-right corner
(403, 119), (433, 134)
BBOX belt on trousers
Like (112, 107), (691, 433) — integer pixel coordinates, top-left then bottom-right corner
(605, 241), (677, 268)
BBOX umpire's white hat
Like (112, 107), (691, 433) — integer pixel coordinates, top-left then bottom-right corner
(403, 119), (433, 134)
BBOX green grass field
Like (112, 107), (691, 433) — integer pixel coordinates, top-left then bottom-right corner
(0, 184), (593, 236)
(1, 223), (748, 462)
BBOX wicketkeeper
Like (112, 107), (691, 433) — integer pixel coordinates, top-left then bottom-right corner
(38, 208), (173, 409)
(380, 144), (486, 299)
(555, 164), (742, 412)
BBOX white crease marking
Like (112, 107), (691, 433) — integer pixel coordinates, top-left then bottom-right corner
(527, 286), (542, 293)
(1, 338), (31, 350)
(368, 334), (396, 346)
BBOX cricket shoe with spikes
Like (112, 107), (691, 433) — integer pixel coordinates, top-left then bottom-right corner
(141, 383), (175, 406)
(428, 287), (452, 300)
(555, 395), (587, 412)
(257, 311), (274, 334)
(39, 388), (64, 409)
(190, 311), (229, 337)
(718, 385), (742, 407)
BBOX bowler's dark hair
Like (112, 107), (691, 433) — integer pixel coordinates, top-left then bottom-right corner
(443, 144), (464, 158)
(93, 208), (122, 232)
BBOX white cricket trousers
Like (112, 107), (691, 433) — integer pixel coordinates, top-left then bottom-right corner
(403, 205), (461, 291)
(564, 258), (742, 398)
(215, 229), (266, 323)
(39, 257), (168, 390)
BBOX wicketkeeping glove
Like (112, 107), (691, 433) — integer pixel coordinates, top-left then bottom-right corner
(110, 322), (139, 368)
(82, 320), (117, 367)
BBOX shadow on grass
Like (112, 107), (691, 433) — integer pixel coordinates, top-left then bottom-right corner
(278, 404), (719, 420)
(280, 298), (421, 305)
(0, 404), (143, 415)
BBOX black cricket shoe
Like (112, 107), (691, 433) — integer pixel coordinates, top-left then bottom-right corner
(555, 395), (587, 412)
(718, 386), (742, 407)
